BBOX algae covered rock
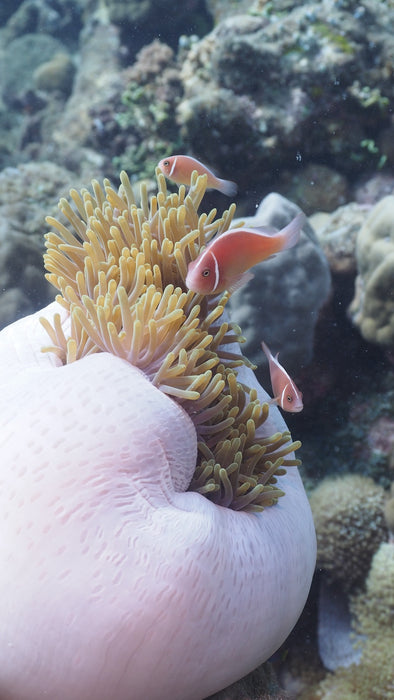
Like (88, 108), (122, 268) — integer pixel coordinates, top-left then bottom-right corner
(349, 195), (394, 347)
(0, 161), (81, 328)
(2, 33), (68, 105)
(87, 0), (211, 50)
(178, 1), (393, 187)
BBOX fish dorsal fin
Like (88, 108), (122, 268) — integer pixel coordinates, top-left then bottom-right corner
(254, 225), (278, 235)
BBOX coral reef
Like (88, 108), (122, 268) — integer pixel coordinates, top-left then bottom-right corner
(33, 52), (75, 95)
(0, 0), (82, 43)
(2, 33), (68, 105)
(84, 0), (212, 51)
(41, 169), (302, 511)
(178, 1), (393, 189)
(298, 355), (394, 489)
(279, 479), (393, 698)
(228, 192), (331, 373)
(315, 541), (394, 700)
(109, 40), (184, 180)
(0, 232), (49, 330)
(349, 195), (394, 347)
(311, 202), (367, 276)
(0, 161), (82, 329)
(309, 474), (387, 591)
(354, 173), (394, 205)
(352, 541), (394, 636)
(205, 0), (253, 24)
(50, 22), (123, 177)
(279, 164), (349, 215)
(384, 482), (394, 538)
(1, 0), (393, 204)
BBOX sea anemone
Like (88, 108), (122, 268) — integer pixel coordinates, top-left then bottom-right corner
(40, 169), (301, 512)
(0, 168), (316, 700)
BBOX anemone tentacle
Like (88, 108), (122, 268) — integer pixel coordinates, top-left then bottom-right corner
(41, 170), (300, 510)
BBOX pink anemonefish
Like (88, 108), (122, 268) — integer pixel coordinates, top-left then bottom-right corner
(261, 341), (303, 413)
(185, 212), (306, 295)
(158, 155), (237, 196)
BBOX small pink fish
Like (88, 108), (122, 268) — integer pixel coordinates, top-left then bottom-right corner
(185, 212), (305, 295)
(158, 155), (237, 196)
(261, 341), (303, 413)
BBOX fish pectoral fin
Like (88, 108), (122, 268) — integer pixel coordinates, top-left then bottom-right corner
(268, 396), (280, 406)
(226, 271), (254, 295)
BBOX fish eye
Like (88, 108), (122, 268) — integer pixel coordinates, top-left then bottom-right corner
(287, 395), (293, 402)
(163, 160), (170, 166)
(202, 269), (210, 277)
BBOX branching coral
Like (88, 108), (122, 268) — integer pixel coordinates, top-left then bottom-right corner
(40, 170), (300, 512)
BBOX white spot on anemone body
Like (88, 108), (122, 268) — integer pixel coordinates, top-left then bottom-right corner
(0, 304), (316, 700)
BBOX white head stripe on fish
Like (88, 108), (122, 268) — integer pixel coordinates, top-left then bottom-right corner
(280, 384), (291, 408)
(169, 157), (177, 177)
(210, 250), (220, 292)
(264, 344), (297, 393)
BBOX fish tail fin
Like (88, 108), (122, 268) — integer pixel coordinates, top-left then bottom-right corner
(281, 212), (306, 251)
(216, 178), (238, 197)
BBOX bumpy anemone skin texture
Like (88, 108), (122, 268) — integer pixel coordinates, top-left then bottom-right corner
(0, 305), (316, 700)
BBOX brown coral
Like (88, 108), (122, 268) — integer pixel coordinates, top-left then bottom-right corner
(310, 474), (387, 591)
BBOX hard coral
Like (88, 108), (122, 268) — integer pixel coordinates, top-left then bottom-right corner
(316, 542), (394, 700)
(41, 169), (300, 511)
(309, 474), (387, 591)
(349, 195), (394, 347)
(113, 41), (184, 180)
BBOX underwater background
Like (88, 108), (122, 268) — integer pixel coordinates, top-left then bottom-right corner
(0, 0), (393, 698)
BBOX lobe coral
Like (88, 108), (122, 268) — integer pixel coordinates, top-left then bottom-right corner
(0, 169), (316, 700)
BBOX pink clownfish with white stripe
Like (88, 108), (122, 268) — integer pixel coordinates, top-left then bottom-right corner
(261, 341), (303, 413)
(157, 155), (237, 196)
(185, 212), (305, 296)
